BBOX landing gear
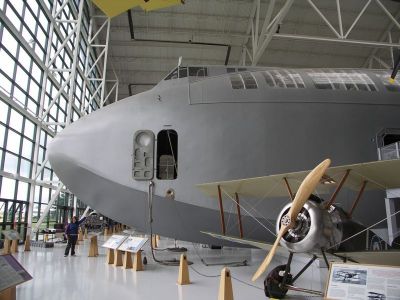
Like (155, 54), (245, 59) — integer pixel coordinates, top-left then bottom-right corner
(263, 265), (293, 299)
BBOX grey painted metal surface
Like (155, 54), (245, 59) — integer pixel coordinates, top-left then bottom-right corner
(48, 67), (400, 246)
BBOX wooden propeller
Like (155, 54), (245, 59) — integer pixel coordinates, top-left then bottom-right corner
(251, 159), (331, 282)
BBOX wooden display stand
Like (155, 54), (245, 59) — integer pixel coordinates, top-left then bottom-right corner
(218, 268), (233, 300)
(78, 229), (83, 241)
(106, 249), (114, 264)
(133, 250), (144, 271)
(123, 252), (133, 269)
(11, 240), (18, 253)
(24, 235), (31, 252)
(2, 239), (11, 255)
(88, 236), (98, 257)
(114, 250), (123, 266)
(177, 254), (190, 285)
(151, 235), (158, 248)
(104, 228), (109, 236)
(0, 287), (16, 300)
(83, 228), (88, 239)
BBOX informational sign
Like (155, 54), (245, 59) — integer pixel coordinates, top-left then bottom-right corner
(101, 235), (127, 249)
(2, 230), (20, 240)
(325, 262), (400, 299)
(0, 255), (32, 292)
(118, 237), (148, 253)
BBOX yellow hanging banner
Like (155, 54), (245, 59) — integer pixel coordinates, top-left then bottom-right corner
(92, 0), (184, 18)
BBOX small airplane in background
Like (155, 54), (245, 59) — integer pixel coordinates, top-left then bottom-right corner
(48, 65), (400, 295)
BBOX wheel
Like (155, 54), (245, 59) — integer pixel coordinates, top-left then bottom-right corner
(264, 265), (292, 299)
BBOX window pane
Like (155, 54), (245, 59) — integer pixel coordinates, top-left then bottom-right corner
(19, 158), (31, 178)
(21, 137), (33, 158)
(18, 46), (31, 71)
(0, 48), (16, 79)
(9, 109), (23, 131)
(24, 119), (35, 139)
(242, 72), (257, 89)
(6, 130), (21, 153)
(3, 152), (18, 173)
(230, 74), (244, 89)
(0, 101), (8, 123)
(0, 177), (16, 199)
(17, 181), (29, 201)
(15, 66), (29, 90)
(0, 125), (5, 147)
(41, 187), (49, 203)
(2, 27), (18, 55)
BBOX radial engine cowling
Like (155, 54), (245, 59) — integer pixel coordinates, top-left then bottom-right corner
(276, 200), (343, 253)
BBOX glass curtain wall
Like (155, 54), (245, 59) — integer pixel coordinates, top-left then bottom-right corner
(0, 0), (102, 240)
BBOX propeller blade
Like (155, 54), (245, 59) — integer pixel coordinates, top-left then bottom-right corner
(251, 159), (331, 282)
(252, 226), (288, 281)
(288, 159), (331, 219)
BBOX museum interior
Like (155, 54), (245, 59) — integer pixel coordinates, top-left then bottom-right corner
(1, 0), (400, 299)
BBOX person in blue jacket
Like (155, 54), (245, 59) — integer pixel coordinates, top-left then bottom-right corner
(64, 216), (86, 257)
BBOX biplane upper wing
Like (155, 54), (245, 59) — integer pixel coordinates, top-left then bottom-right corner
(196, 159), (400, 199)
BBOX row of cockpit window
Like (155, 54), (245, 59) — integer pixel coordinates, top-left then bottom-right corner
(164, 66), (400, 92)
(229, 70), (399, 92)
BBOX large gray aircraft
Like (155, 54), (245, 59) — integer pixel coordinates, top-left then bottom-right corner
(48, 65), (400, 250)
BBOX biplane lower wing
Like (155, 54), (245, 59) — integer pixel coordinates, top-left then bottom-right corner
(201, 231), (288, 255)
(335, 251), (400, 267)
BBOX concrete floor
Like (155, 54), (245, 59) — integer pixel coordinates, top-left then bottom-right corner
(14, 235), (328, 299)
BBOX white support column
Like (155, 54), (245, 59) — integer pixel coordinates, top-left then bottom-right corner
(336, 0), (343, 38)
(83, 14), (113, 111)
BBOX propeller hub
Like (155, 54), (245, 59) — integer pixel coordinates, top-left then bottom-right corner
(281, 214), (291, 227)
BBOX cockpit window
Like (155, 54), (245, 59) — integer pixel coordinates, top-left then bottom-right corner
(261, 70), (305, 88)
(189, 67), (208, 78)
(229, 72), (258, 89)
(308, 71), (377, 91)
(178, 67), (188, 78)
(165, 68), (179, 80)
(165, 67), (188, 81)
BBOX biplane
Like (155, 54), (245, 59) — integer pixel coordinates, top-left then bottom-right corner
(196, 158), (400, 297)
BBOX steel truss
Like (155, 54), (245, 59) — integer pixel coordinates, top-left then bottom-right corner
(241, 0), (400, 67)
(26, 0), (116, 236)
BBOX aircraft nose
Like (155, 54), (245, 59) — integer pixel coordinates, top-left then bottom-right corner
(48, 102), (136, 192)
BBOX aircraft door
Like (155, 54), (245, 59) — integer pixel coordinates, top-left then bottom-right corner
(133, 130), (155, 180)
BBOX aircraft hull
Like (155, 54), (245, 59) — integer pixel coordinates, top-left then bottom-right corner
(48, 76), (400, 245)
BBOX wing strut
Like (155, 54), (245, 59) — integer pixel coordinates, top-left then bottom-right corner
(348, 180), (368, 217)
(234, 192), (244, 238)
(217, 185), (226, 235)
(283, 177), (295, 201)
(324, 169), (351, 209)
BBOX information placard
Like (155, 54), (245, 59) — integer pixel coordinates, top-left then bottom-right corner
(325, 262), (400, 299)
(2, 230), (20, 240)
(101, 235), (127, 249)
(0, 255), (32, 292)
(118, 237), (148, 253)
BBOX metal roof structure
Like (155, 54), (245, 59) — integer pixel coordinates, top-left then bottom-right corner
(95, 0), (400, 99)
